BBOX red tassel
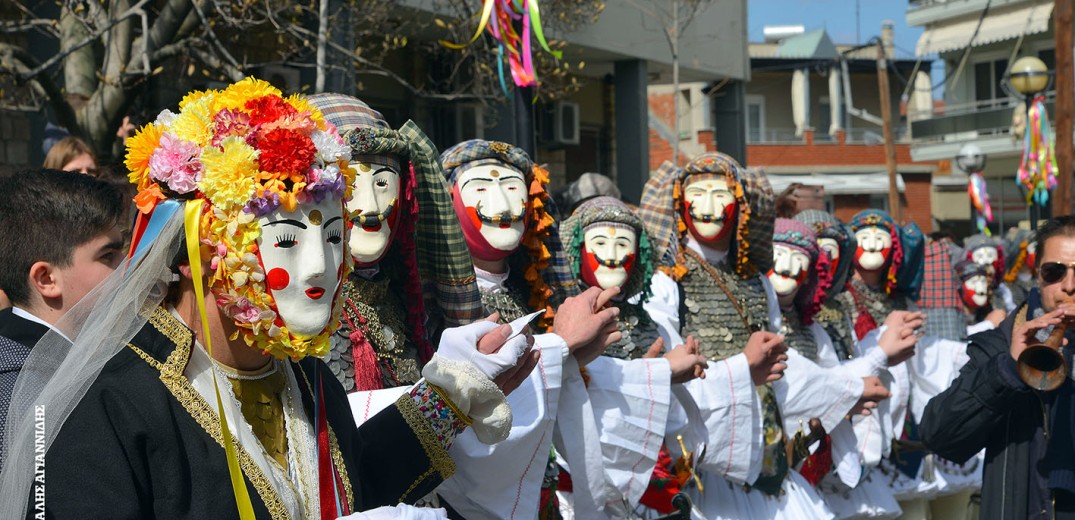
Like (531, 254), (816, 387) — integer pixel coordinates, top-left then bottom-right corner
(854, 312), (878, 341)
(798, 434), (833, 487)
(351, 327), (383, 391)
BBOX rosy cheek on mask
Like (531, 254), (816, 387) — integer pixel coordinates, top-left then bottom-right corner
(267, 268), (290, 291)
(684, 199), (737, 243)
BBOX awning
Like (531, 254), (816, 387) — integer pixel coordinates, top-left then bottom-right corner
(767, 172), (905, 195)
(915, 3), (1054, 56)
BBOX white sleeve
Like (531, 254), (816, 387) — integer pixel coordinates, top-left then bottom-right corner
(553, 355), (616, 519)
(775, 349), (864, 434)
(672, 352), (764, 485)
(967, 319), (996, 336)
(584, 356), (673, 511)
(904, 334), (969, 420)
(811, 322), (842, 369)
(643, 271), (686, 348)
(436, 333), (567, 519)
(347, 387), (413, 425)
(829, 420), (864, 488)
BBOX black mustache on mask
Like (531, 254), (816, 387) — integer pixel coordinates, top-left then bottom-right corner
(353, 198), (397, 227)
(688, 207), (725, 224)
(593, 252), (628, 269)
(475, 201), (523, 225)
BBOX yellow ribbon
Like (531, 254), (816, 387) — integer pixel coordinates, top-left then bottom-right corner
(185, 200), (256, 520)
(440, 0), (497, 49)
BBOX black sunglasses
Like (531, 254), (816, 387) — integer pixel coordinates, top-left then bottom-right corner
(1039, 261), (1075, 284)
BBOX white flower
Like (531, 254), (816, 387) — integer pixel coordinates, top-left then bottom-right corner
(310, 130), (350, 165)
(154, 109), (177, 127)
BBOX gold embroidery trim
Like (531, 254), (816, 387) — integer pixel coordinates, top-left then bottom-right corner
(429, 384), (473, 426)
(398, 467), (436, 504)
(395, 392), (457, 481)
(129, 307), (292, 520)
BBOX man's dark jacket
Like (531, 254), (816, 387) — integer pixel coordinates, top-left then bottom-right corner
(921, 302), (1065, 519)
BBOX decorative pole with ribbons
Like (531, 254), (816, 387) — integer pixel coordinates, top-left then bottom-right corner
(441, 0), (562, 95)
(968, 173), (993, 236)
(1017, 94), (1059, 214)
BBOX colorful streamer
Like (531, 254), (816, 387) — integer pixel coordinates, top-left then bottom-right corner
(441, 0), (563, 92)
(1016, 95), (1058, 207)
(968, 173), (993, 236)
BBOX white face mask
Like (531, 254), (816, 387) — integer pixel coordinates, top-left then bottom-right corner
(346, 161), (400, 265)
(854, 226), (893, 271)
(769, 244), (811, 299)
(683, 177), (736, 242)
(456, 164), (528, 252)
(964, 275), (991, 307)
(257, 197), (345, 338)
(582, 226), (638, 290)
(818, 237), (840, 264)
(971, 246), (999, 267)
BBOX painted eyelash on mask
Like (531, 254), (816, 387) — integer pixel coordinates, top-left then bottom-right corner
(275, 233), (298, 248)
(328, 229), (342, 244)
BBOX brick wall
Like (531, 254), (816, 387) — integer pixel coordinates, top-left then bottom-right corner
(747, 141), (924, 167)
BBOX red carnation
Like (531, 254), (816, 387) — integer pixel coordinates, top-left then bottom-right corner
(246, 95), (297, 127)
(257, 128), (317, 175)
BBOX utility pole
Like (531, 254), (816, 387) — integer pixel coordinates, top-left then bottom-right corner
(877, 39), (901, 222)
(1054, 0), (1073, 215)
(671, 0), (680, 166)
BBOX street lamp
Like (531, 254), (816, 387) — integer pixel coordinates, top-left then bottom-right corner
(1006, 56), (1053, 230)
(958, 144), (991, 235)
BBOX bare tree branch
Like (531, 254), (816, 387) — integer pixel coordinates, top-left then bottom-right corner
(0, 42), (79, 132)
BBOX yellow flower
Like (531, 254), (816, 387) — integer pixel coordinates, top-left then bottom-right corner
(199, 136), (258, 212)
(171, 93), (216, 147)
(215, 77), (282, 113)
(125, 123), (164, 189)
(285, 94), (325, 128)
(178, 89), (215, 110)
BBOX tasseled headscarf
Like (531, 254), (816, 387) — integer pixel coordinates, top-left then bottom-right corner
(773, 218), (832, 324)
(309, 93), (483, 363)
(849, 209), (904, 296)
(440, 139), (577, 330)
(794, 209), (857, 303)
(1004, 228), (1035, 281)
(965, 233), (1006, 288)
(637, 153), (775, 280)
(896, 222), (926, 301)
(561, 196), (655, 302)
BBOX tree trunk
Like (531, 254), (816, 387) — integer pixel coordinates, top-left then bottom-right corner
(60, 5), (98, 123)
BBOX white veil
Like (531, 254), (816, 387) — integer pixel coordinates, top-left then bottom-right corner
(0, 208), (185, 517)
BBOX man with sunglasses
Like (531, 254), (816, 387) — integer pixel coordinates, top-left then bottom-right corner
(922, 216), (1075, 520)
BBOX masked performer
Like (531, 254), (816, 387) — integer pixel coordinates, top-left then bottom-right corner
(0, 79), (534, 519)
(639, 153), (871, 519)
(553, 195), (707, 517)
(434, 139), (620, 519)
(305, 94), (483, 422)
(1002, 228), (1037, 307)
(965, 233), (1016, 312)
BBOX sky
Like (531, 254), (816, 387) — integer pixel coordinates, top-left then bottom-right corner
(747, 0), (944, 93)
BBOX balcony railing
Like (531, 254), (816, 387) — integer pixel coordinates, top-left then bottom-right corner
(910, 91), (1056, 144)
(748, 127), (910, 145)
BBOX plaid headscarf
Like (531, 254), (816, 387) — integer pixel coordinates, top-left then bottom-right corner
(954, 259), (989, 282)
(638, 153), (774, 279)
(794, 210), (857, 301)
(440, 139), (577, 328)
(849, 209), (903, 295)
(561, 196), (654, 301)
(309, 94), (483, 358)
(774, 218), (831, 323)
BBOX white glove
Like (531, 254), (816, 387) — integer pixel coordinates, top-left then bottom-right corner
(434, 313), (535, 380)
(337, 505), (447, 519)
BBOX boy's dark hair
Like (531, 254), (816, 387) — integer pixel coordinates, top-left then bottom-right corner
(1033, 215), (1075, 267)
(0, 169), (126, 305)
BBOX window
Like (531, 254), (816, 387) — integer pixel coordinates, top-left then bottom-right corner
(974, 58), (1008, 106)
(746, 95), (765, 143)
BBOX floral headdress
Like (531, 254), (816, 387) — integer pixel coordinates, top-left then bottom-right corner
(1003, 228), (1035, 281)
(561, 196), (655, 302)
(848, 209), (903, 296)
(638, 153), (774, 280)
(125, 77), (355, 360)
(773, 218), (831, 324)
(440, 139), (576, 330)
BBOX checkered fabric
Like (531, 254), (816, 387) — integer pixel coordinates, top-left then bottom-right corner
(308, 93), (483, 328)
(561, 196), (654, 300)
(637, 155), (774, 277)
(439, 139), (579, 310)
(918, 241), (962, 310)
(922, 307), (969, 342)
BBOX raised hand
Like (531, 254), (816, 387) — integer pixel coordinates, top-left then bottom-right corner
(665, 335), (708, 384)
(744, 331), (788, 385)
(553, 286), (622, 365)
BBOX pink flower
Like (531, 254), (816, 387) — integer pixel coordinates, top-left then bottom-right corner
(148, 132), (203, 194)
(224, 296), (262, 324)
(211, 109), (255, 147)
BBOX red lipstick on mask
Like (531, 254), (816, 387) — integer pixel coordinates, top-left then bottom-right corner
(305, 287), (326, 300)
